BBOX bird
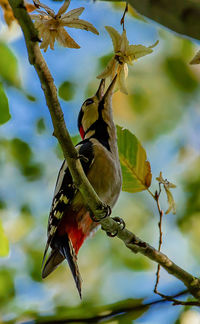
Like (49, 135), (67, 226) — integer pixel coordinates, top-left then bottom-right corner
(42, 76), (122, 298)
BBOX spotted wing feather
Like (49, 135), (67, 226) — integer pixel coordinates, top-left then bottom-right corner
(42, 139), (94, 266)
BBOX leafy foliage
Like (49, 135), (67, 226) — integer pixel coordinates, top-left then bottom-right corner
(0, 220), (9, 257)
(36, 117), (46, 134)
(117, 125), (152, 192)
(164, 57), (198, 93)
(58, 81), (76, 101)
(0, 138), (43, 181)
(0, 42), (20, 87)
(0, 83), (10, 125)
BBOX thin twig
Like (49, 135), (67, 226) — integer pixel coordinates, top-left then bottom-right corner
(153, 290), (200, 306)
(154, 185), (164, 294)
(120, 2), (128, 31)
(152, 184), (195, 305)
(33, 290), (193, 323)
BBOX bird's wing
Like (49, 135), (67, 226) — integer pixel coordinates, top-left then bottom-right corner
(42, 139), (94, 267)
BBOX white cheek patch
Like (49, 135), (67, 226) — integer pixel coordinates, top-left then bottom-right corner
(82, 105), (99, 131)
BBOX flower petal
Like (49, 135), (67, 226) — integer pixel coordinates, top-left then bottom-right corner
(127, 44), (153, 60)
(49, 30), (56, 50)
(118, 64), (128, 94)
(33, 0), (55, 17)
(62, 7), (84, 19)
(56, 27), (80, 48)
(120, 29), (129, 54)
(61, 18), (99, 35)
(40, 31), (51, 52)
(97, 57), (116, 79)
(56, 0), (70, 18)
(105, 26), (121, 52)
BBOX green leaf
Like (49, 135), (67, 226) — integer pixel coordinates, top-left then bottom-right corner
(0, 220), (9, 257)
(0, 83), (11, 125)
(22, 163), (43, 181)
(164, 57), (198, 93)
(58, 81), (75, 101)
(36, 118), (46, 134)
(117, 125), (152, 193)
(10, 138), (32, 167)
(0, 42), (20, 87)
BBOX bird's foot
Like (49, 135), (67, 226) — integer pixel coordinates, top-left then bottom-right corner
(90, 205), (112, 222)
(105, 217), (126, 237)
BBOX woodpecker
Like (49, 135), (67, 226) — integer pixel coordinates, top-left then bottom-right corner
(42, 77), (122, 298)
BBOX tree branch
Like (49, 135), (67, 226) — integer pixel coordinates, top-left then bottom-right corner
(8, 0), (200, 301)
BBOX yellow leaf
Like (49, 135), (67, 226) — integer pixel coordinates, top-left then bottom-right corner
(0, 220), (9, 257)
(117, 126), (152, 193)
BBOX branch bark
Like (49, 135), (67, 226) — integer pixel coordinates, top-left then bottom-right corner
(8, 0), (200, 301)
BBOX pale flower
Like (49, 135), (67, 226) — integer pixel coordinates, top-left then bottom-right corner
(31, 0), (99, 52)
(97, 26), (158, 94)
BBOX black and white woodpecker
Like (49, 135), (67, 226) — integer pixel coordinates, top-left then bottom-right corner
(42, 76), (122, 298)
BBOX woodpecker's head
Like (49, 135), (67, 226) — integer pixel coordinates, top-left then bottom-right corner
(78, 77), (117, 140)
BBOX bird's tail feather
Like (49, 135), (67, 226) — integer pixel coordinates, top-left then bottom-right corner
(42, 234), (82, 298)
(42, 248), (64, 279)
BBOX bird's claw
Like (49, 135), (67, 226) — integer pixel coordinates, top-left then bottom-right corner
(105, 217), (126, 237)
(112, 217), (125, 230)
(90, 205), (112, 222)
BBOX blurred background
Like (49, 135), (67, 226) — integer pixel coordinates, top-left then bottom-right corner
(0, 0), (200, 323)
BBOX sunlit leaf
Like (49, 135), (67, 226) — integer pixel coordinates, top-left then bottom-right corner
(0, 220), (9, 257)
(0, 83), (11, 125)
(0, 42), (20, 87)
(117, 125), (152, 193)
(58, 81), (75, 101)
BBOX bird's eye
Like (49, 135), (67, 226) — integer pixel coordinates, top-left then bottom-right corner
(85, 98), (94, 106)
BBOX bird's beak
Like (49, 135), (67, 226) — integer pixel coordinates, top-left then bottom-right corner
(103, 75), (117, 101)
(96, 79), (105, 100)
